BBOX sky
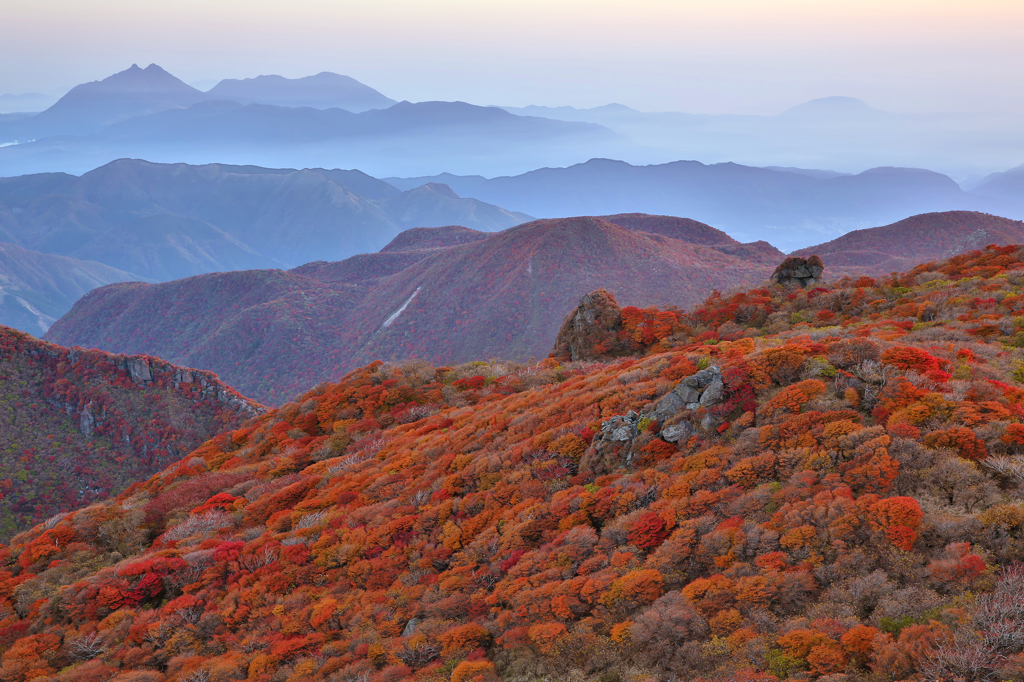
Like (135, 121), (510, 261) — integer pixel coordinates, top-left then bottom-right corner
(2, 0), (1024, 114)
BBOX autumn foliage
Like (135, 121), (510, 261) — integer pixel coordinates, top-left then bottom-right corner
(0, 244), (1022, 681)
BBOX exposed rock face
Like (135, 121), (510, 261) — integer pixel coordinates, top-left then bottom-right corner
(550, 288), (629, 362)
(125, 357), (153, 384)
(651, 366), (725, 423)
(770, 255), (824, 288)
(79, 402), (95, 437)
(584, 366), (726, 472)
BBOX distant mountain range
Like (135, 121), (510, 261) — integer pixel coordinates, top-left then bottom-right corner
(500, 98), (1024, 181)
(385, 159), (1024, 250)
(6, 64), (1024, 180)
(0, 159), (529, 331)
(206, 71), (397, 111)
(45, 214), (785, 403)
(0, 324), (260, 539)
(972, 163), (1024, 204)
(0, 64), (624, 177)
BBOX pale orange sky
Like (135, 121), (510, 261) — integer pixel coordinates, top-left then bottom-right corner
(3, 0), (1023, 113)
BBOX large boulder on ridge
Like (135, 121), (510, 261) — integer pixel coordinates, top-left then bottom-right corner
(770, 255), (824, 288)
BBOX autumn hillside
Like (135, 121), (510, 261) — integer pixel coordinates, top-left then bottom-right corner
(3, 244), (1024, 681)
(0, 325), (262, 540)
(45, 215), (784, 404)
(790, 210), (1024, 277)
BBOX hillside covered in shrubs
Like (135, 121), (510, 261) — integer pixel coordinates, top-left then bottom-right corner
(2, 245), (1024, 681)
(45, 215), (783, 404)
(0, 326), (262, 541)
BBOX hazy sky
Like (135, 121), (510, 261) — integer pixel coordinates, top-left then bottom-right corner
(3, 0), (1023, 114)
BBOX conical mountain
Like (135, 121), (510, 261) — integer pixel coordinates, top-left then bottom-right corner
(15, 64), (206, 137)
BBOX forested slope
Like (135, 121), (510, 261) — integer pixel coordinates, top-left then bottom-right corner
(46, 216), (781, 404)
(0, 326), (261, 540)
(1, 246), (1024, 680)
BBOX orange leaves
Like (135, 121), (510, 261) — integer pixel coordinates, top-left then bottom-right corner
(527, 622), (567, 655)
(780, 525), (817, 552)
(268, 634), (324, 658)
(724, 453), (777, 488)
(440, 623), (492, 656)
(600, 569), (664, 611)
(244, 477), (319, 524)
(620, 306), (682, 345)
(867, 496), (922, 550)
(18, 523), (76, 569)
(0, 632), (61, 676)
(96, 584), (126, 611)
(841, 624), (880, 663)
(451, 660), (498, 682)
(15, 260), (1024, 682)
(923, 427), (988, 460)
(758, 380), (826, 423)
(682, 574), (735, 616)
(734, 574), (781, 608)
(871, 377), (927, 423)
(1002, 423), (1024, 451)
(868, 496), (923, 530)
(777, 629), (848, 675)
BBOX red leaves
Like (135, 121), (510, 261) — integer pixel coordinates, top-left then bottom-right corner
(244, 477), (319, 525)
(881, 345), (945, 373)
(627, 511), (669, 550)
(926, 543), (986, 585)
(269, 634), (324, 658)
(453, 375), (486, 391)
(191, 492), (240, 515)
(118, 556), (187, 578)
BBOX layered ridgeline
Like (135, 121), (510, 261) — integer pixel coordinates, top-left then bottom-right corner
(0, 159), (529, 332)
(385, 160), (1024, 251)
(0, 64), (618, 179)
(0, 243), (138, 336)
(0, 159), (529, 276)
(0, 326), (261, 540)
(46, 215), (785, 403)
(3, 245), (1024, 681)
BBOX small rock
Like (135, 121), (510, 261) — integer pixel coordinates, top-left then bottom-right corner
(676, 384), (700, 404)
(652, 391), (685, 422)
(402, 617), (421, 637)
(699, 378), (725, 407)
(662, 423), (691, 443)
(610, 425), (634, 441)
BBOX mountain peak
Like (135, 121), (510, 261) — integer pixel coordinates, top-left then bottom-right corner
(205, 72), (395, 112)
(71, 63), (202, 97)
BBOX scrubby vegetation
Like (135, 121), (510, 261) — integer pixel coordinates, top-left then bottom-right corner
(1, 245), (1024, 681)
(0, 327), (261, 541)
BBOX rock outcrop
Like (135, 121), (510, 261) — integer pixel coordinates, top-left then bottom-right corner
(584, 365), (726, 471)
(550, 288), (629, 362)
(770, 255), (824, 288)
